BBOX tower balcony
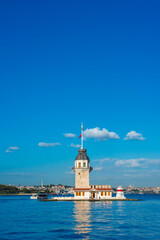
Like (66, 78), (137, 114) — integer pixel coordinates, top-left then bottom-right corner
(72, 166), (93, 172)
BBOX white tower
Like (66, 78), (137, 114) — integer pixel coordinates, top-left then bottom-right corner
(72, 124), (93, 198)
(73, 148), (93, 189)
(116, 185), (125, 199)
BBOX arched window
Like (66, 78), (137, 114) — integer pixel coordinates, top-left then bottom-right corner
(83, 162), (86, 167)
(78, 162), (81, 168)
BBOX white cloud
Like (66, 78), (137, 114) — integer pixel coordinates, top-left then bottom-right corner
(8, 146), (19, 150)
(64, 133), (76, 138)
(5, 149), (13, 153)
(93, 157), (160, 169)
(70, 143), (81, 148)
(124, 131), (145, 140)
(3, 172), (31, 176)
(5, 146), (19, 153)
(65, 171), (74, 174)
(84, 127), (119, 141)
(38, 142), (61, 147)
(115, 158), (160, 168)
(93, 158), (111, 163)
(146, 159), (160, 165)
(123, 173), (150, 177)
(123, 174), (135, 177)
(125, 169), (137, 173)
(94, 167), (103, 171)
(115, 159), (142, 167)
(151, 170), (160, 173)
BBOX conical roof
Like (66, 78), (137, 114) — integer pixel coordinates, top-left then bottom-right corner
(75, 149), (90, 161)
(117, 185), (123, 190)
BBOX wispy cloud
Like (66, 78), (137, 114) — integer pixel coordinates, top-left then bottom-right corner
(5, 146), (19, 153)
(38, 142), (61, 147)
(115, 158), (160, 168)
(84, 127), (119, 141)
(70, 143), (81, 148)
(124, 131), (145, 140)
(8, 146), (19, 150)
(5, 149), (13, 153)
(93, 157), (160, 170)
(65, 171), (74, 174)
(115, 159), (143, 167)
(146, 159), (160, 165)
(64, 133), (76, 138)
(124, 173), (150, 177)
(93, 158), (111, 163)
(94, 167), (103, 171)
(2, 172), (31, 176)
(152, 170), (160, 173)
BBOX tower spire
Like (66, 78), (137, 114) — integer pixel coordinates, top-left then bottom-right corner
(81, 122), (83, 149)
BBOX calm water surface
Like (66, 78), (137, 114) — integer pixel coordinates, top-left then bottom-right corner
(0, 194), (160, 240)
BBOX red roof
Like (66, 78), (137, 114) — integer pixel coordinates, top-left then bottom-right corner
(74, 188), (112, 191)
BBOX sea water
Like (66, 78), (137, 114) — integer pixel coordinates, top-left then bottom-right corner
(0, 194), (160, 240)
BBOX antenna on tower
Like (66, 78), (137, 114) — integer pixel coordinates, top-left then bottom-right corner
(81, 122), (83, 149)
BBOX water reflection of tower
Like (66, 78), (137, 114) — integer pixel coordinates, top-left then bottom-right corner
(73, 201), (92, 237)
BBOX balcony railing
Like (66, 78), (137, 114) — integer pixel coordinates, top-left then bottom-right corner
(72, 166), (93, 172)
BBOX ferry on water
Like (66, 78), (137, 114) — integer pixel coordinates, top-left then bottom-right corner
(30, 192), (48, 200)
(30, 179), (48, 200)
(38, 192), (48, 200)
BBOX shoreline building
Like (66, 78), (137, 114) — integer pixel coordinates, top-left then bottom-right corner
(72, 123), (112, 200)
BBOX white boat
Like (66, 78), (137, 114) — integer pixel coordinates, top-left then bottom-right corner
(30, 193), (38, 199)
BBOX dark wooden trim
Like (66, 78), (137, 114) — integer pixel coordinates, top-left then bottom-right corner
(74, 188), (91, 191)
(95, 188), (112, 191)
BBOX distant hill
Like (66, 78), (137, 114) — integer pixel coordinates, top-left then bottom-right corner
(0, 184), (32, 195)
(0, 184), (19, 194)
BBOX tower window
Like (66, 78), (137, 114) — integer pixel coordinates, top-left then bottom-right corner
(83, 162), (86, 167)
(78, 162), (81, 168)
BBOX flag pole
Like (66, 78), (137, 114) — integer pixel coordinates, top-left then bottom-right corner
(81, 122), (83, 149)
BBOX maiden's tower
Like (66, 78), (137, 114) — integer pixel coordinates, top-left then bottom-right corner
(72, 123), (112, 200)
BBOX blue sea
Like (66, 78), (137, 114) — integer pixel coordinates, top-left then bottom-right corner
(0, 194), (160, 240)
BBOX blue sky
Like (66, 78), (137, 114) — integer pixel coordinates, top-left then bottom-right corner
(0, 0), (160, 187)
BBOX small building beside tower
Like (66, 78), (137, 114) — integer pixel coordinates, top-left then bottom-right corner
(116, 185), (126, 199)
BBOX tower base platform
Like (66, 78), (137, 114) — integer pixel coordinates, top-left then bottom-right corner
(40, 197), (139, 201)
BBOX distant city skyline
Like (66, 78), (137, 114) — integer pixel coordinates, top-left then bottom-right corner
(0, 0), (160, 187)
